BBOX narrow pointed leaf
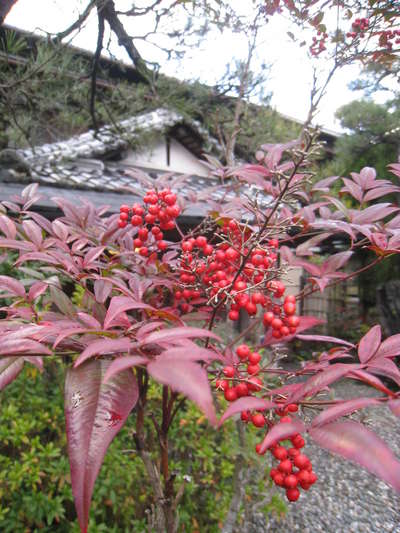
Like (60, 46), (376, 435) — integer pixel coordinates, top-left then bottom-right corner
(295, 334), (355, 347)
(65, 359), (138, 533)
(103, 355), (149, 383)
(219, 397), (275, 426)
(104, 296), (153, 329)
(388, 399), (400, 417)
(74, 338), (132, 368)
(358, 325), (381, 363)
(0, 275), (26, 297)
(311, 398), (380, 427)
(0, 357), (25, 390)
(143, 326), (221, 346)
(288, 364), (361, 403)
(375, 334), (400, 359)
(0, 338), (52, 356)
(309, 420), (400, 492)
(147, 358), (216, 425)
(259, 419), (306, 454)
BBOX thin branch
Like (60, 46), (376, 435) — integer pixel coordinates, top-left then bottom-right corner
(90, 7), (105, 130)
(53, 0), (97, 42)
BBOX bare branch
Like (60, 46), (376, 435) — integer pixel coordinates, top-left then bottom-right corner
(53, 0), (97, 42)
(90, 7), (105, 130)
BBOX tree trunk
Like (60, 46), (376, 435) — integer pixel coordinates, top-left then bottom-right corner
(0, 0), (18, 25)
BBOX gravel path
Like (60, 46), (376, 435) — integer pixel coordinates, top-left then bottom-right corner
(250, 380), (400, 533)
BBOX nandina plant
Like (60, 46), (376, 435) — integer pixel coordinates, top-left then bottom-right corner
(1, 136), (400, 532)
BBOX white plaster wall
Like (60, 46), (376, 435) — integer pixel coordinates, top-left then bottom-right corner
(122, 136), (209, 177)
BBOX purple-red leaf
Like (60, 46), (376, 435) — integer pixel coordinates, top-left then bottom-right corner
(65, 359), (138, 533)
(358, 325), (381, 363)
(259, 419), (306, 454)
(83, 247), (105, 268)
(103, 355), (149, 383)
(311, 398), (380, 427)
(142, 326), (221, 346)
(388, 399), (400, 417)
(0, 275), (26, 298)
(94, 279), (112, 304)
(74, 338), (132, 368)
(0, 338), (52, 356)
(103, 296), (153, 329)
(375, 334), (400, 359)
(0, 356), (25, 390)
(309, 420), (400, 492)
(28, 281), (48, 301)
(288, 364), (361, 403)
(0, 215), (16, 239)
(219, 397), (275, 426)
(295, 334), (355, 348)
(147, 358), (216, 425)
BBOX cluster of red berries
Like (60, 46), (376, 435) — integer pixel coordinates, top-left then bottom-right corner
(377, 28), (400, 49)
(215, 344), (264, 403)
(310, 31), (327, 56)
(214, 344), (317, 502)
(266, 407), (317, 501)
(118, 188), (180, 257)
(346, 17), (369, 39)
(174, 221), (300, 337)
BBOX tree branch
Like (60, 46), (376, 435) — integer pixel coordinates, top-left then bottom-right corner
(90, 7), (105, 130)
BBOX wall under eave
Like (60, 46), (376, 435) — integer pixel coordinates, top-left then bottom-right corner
(123, 136), (209, 177)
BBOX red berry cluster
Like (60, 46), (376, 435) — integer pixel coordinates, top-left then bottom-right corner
(377, 28), (400, 49)
(175, 221), (300, 337)
(267, 426), (317, 502)
(214, 344), (317, 502)
(263, 408), (317, 502)
(118, 188), (180, 256)
(215, 344), (264, 402)
(310, 31), (327, 56)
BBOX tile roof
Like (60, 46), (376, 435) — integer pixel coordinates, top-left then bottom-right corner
(0, 107), (273, 216)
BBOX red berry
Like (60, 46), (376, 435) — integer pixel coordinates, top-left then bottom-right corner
(138, 228), (148, 241)
(236, 344), (250, 360)
(215, 379), (228, 391)
(241, 411), (250, 422)
(196, 235), (207, 247)
(224, 387), (238, 402)
(248, 352), (261, 364)
(297, 470), (310, 484)
(274, 472), (285, 486)
(131, 215), (143, 226)
(286, 488), (300, 502)
(279, 416), (292, 423)
(164, 193), (177, 205)
(287, 404), (298, 413)
(119, 212), (129, 221)
(270, 468), (278, 479)
(223, 366), (236, 378)
(292, 435), (305, 449)
(255, 443), (266, 455)
(288, 447), (300, 458)
(273, 447), (288, 461)
(284, 474), (298, 489)
(247, 364), (260, 375)
(228, 310), (239, 321)
(120, 204), (130, 213)
(118, 220), (127, 228)
(308, 472), (318, 485)
(294, 454), (310, 469)
(252, 413), (265, 427)
(278, 459), (292, 474)
(139, 247), (148, 257)
(236, 382), (249, 397)
(247, 376), (262, 391)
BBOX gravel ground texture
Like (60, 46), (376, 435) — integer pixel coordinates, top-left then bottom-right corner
(249, 379), (400, 533)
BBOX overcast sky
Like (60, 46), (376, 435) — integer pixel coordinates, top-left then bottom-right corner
(5, 0), (389, 133)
